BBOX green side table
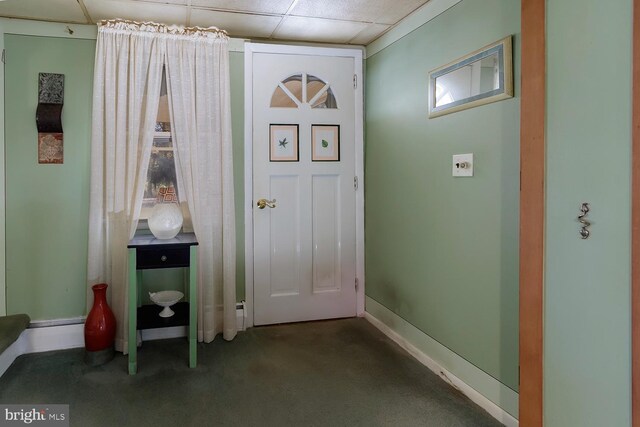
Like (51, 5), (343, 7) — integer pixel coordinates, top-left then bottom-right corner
(127, 232), (198, 375)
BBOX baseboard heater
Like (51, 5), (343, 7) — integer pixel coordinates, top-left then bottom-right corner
(29, 317), (86, 328)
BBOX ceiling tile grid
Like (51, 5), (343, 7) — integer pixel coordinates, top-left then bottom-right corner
(348, 23), (391, 45)
(0, 0), (433, 45)
(129, 0), (188, 5)
(84, 0), (189, 26)
(191, 0), (294, 15)
(289, 0), (429, 25)
(0, 0), (88, 24)
(274, 15), (369, 43)
(190, 8), (282, 38)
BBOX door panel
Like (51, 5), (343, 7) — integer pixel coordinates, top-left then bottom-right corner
(268, 175), (300, 297)
(252, 49), (357, 325)
(312, 174), (341, 293)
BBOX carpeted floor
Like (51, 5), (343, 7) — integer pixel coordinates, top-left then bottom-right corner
(0, 318), (502, 426)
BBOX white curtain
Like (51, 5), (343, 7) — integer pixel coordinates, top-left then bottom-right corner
(165, 34), (236, 342)
(87, 20), (236, 351)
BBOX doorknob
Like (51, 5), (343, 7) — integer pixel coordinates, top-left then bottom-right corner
(257, 198), (276, 209)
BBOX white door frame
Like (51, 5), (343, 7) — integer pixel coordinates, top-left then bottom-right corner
(244, 42), (365, 328)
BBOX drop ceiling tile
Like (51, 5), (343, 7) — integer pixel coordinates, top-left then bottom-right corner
(190, 8), (281, 37)
(290, 0), (430, 25)
(130, 0), (188, 4)
(84, 0), (188, 26)
(348, 23), (390, 45)
(274, 16), (369, 44)
(0, 0), (88, 23)
(191, 0), (294, 15)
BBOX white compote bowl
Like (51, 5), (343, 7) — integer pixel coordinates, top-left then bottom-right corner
(149, 290), (184, 318)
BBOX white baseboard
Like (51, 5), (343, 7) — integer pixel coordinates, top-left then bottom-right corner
(21, 324), (85, 353)
(0, 338), (25, 378)
(1, 307), (249, 378)
(0, 323), (84, 378)
(236, 304), (247, 332)
(365, 297), (518, 427)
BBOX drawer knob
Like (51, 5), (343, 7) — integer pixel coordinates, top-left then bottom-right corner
(161, 255), (167, 262)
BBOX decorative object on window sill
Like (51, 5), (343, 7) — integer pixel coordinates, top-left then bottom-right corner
(270, 124), (299, 162)
(428, 36), (513, 118)
(148, 186), (183, 239)
(36, 72), (64, 164)
(311, 124), (340, 161)
(149, 290), (184, 318)
(84, 283), (116, 366)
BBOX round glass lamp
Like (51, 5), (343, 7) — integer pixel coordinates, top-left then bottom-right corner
(148, 186), (183, 239)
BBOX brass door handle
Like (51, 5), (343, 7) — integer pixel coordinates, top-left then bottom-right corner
(257, 198), (276, 209)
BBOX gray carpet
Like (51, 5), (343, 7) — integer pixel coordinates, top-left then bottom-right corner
(0, 318), (502, 427)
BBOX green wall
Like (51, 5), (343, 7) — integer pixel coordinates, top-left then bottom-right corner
(364, 0), (520, 391)
(4, 35), (247, 318)
(230, 52), (245, 302)
(5, 34), (94, 319)
(545, 0), (632, 425)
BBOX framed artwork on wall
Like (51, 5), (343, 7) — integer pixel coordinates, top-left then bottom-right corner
(270, 124), (299, 162)
(36, 72), (65, 164)
(311, 124), (340, 161)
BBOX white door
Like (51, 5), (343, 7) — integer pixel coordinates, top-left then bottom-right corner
(249, 45), (361, 325)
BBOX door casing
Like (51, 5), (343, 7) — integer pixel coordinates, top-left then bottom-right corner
(243, 43), (365, 328)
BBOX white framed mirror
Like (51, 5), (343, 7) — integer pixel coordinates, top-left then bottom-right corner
(428, 36), (513, 118)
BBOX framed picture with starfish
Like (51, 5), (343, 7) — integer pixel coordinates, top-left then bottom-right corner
(269, 124), (299, 162)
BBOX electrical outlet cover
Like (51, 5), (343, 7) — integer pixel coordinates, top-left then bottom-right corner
(452, 153), (473, 177)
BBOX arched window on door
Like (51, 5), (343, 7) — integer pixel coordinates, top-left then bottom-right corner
(270, 73), (338, 109)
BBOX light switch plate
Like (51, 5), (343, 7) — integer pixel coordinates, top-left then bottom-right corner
(452, 153), (473, 177)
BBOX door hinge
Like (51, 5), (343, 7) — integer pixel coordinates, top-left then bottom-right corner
(354, 176), (358, 190)
(355, 277), (359, 291)
(353, 74), (357, 89)
(1, 49), (5, 64)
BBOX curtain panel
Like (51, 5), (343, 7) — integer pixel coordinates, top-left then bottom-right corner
(87, 20), (236, 352)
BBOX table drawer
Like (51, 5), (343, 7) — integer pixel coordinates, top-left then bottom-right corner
(136, 247), (190, 269)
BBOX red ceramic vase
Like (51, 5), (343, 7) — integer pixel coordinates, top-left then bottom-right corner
(84, 283), (116, 352)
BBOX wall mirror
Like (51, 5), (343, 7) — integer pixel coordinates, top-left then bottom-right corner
(428, 36), (513, 118)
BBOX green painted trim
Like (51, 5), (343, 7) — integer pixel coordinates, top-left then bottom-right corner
(189, 245), (197, 368)
(365, 0), (461, 58)
(128, 248), (137, 375)
(365, 296), (518, 418)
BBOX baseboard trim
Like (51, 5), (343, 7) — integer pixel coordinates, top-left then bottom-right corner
(22, 323), (85, 353)
(1, 308), (249, 378)
(0, 323), (84, 378)
(365, 297), (518, 427)
(0, 338), (24, 378)
(29, 316), (85, 328)
(236, 304), (247, 332)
